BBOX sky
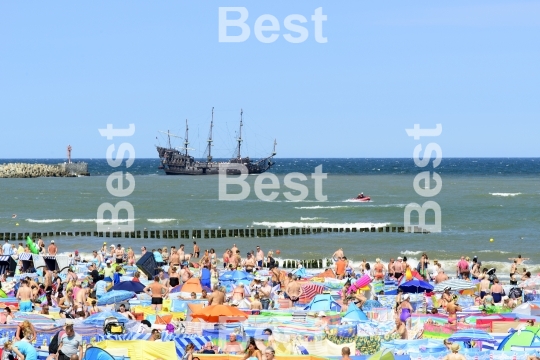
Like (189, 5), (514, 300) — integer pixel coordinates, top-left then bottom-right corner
(0, 1), (539, 159)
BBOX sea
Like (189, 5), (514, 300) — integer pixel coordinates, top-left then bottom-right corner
(1, 158), (539, 277)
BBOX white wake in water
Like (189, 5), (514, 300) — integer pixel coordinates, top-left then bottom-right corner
(71, 219), (137, 223)
(147, 219), (176, 223)
(252, 221), (390, 228)
(300, 217), (326, 221)
(294, 205), (352, 210)
(490, 193), (521, 197)
(26, 219), (65, 223)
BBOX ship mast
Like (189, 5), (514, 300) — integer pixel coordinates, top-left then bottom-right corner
(236, 109), (243, 159)
(184, 119), (189, 156)
(272, 139), (277, 156)
(206, 107), (214, 162)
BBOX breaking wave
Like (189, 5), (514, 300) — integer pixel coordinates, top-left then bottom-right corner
(490, 193), (521, 197)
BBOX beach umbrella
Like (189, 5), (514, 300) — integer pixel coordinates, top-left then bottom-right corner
(109, 281), (146, 294)
(97, 290), (136, 306)
(342, 306), (368, 322)
(434, 279), (477, 292)
(368, 349), (395, 360)
(191, 304), (248, 322)
(179, 278), (203, 293)
(512, 303), (540, 316)
(219, 270), (252, 281)
(83, 311), (131, 325)
(448, 329), (497, 344)
(398, 278), (433, 293)
(11, 313), (55, 325)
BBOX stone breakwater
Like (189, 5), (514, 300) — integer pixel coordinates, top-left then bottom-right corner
(0, 162), (89, 178)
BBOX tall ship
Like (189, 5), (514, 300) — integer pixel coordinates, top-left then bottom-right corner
(156, 108), (277, 175)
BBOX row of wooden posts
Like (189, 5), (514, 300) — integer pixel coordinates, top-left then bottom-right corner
(0, 226), (429, 241)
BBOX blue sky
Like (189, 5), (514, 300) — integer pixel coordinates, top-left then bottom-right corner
(1, 1), (539, 159)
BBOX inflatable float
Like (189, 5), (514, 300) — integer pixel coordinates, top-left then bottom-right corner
(347, 274), (372, 295)
(26, 236), (40, 254)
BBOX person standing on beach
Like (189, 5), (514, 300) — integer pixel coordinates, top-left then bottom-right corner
(332, 248), (344, 261)
(435, 269), (448, 284)
(193, 241), (200, 258)
(285, 276), (302, 304)
(144, 276), (169, 310)
(169, 251), (180, 267)
(374, 258), (385, 281)
(479, 274), (490, 299)
(255, 246), (265, 268)
(231, 243), (238, 254)
(447, 295), (462, 325)
(393, 257), (404, 279)
(2, 239), (13, 256)
(48, 240), (57, 256)
(115, 244), (124, 264)
(16, 279), (33, 312)
(223, 249), (230, 269)
(387, 258), (395, 279)
(335, 257), (346, 279)
(456, 256), (469, 279)
(127, 247), (136, 265)
(244, 253), (256, 273)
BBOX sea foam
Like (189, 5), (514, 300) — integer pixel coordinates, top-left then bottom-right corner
(490, 193), (521, 197)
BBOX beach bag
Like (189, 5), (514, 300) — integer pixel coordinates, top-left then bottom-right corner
(509, 287), (522, 299)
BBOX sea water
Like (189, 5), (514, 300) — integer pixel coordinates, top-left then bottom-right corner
(0, 158), (539, 275)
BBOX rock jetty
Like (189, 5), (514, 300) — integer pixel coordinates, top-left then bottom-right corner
(0, 162), (89, 178)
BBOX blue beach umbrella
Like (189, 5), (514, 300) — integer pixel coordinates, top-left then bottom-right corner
(448, 329), (497, 344)
(97, 290), (136, 306)
(109, 281), (146, 294)
(83, 311), (131, 325)
(398, 278), (434, 293)
(342, 306), (368, 322)
(219, 270), (253, 281)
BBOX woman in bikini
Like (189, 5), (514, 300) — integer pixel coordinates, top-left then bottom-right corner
(88, 300), (100, 315)
(169, 266), (180, 288)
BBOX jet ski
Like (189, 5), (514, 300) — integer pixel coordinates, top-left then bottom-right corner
(350, 196), (371, 202)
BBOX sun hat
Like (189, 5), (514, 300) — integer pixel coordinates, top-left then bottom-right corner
(397, 256), (402, 260)
(318, 311), (326, 317)
(403, 294), (410, 300)
(51, 240), (55, 243)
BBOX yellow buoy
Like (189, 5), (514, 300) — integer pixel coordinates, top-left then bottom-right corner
(15, 223), (19, 226)
(490, 238), (494, 242)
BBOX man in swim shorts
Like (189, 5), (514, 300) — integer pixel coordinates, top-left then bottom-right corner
(285, 276), (303, 303)
(144, 276), (168, 310)
(16, 279), (33, 312)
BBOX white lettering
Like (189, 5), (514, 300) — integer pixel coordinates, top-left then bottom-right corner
(283, 14), (308, 43)
(219, 7), (251, 43)
(413, 171), (442, 197)
(311, 165), (327, 201)
(254, 14), (280, 43)
(97, 201), (135, 232)
(106, 171), (135, 197)
(106, 143), (135, 168)
(283, 172), (309, 201)
(404, 201), (441, 233)
(218, 164), (250, 200)
(413, 143), (442, 168)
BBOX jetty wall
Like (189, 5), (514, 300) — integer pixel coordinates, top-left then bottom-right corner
(0, 162), (89, 178)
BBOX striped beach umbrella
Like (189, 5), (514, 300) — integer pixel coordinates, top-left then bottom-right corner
(434, 279), (477, 292)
